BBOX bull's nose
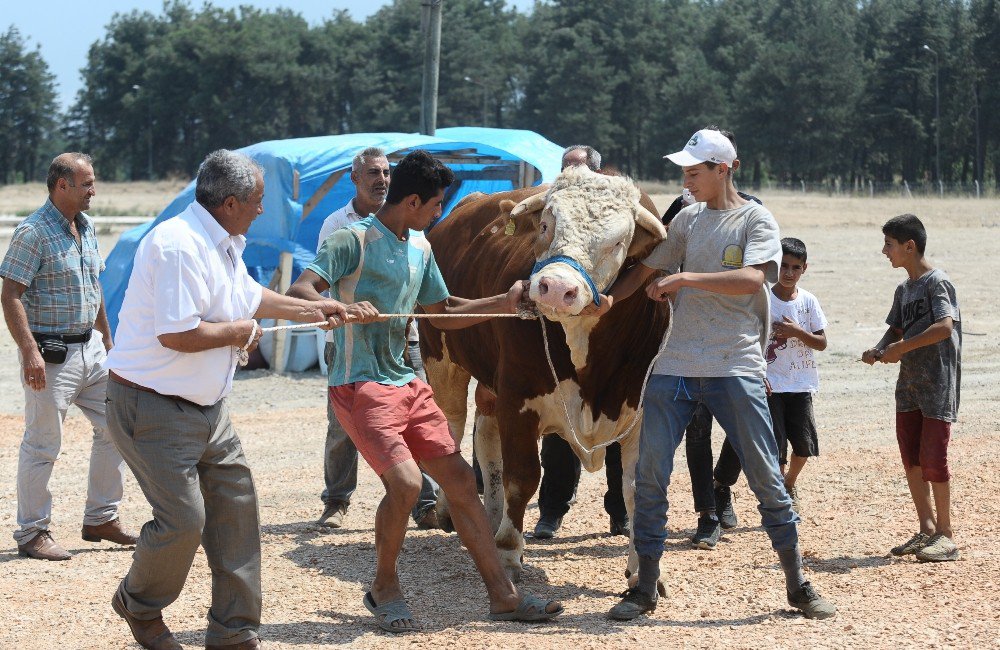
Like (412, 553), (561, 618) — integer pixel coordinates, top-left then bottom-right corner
(562, 286), (578, 305)
(539, 280), (550, 296)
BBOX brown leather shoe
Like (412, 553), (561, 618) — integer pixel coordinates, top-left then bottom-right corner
(112, 591), (182, 650)
(206, 638), (261, 649)
(17, 531), (71, 561)
(83, 518), (139, 545)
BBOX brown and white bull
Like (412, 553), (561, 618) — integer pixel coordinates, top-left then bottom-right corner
(420, 166), (669, 583)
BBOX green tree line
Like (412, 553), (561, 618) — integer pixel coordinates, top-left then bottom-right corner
(3, 0), (999, 188)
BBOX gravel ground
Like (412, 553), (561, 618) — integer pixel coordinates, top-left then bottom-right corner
(0, 193), (997, 649)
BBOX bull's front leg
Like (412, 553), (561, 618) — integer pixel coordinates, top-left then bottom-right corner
(493, 410), (541, 583)
(620, 427), (667, 597)
(474, 412), (505, 534)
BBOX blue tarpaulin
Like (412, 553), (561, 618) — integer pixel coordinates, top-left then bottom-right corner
(101, 127), (563, 334)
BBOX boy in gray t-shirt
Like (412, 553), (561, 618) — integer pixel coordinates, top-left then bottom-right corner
(595, 128), (836, 622)
(863, 214), (961, 563)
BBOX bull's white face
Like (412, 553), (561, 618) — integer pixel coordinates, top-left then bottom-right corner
(526, 167), (640, 319)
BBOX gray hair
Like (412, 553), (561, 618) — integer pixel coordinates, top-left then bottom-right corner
(352, 146), (387, 172)
(195, 149), (264, 209)
(47, 152), (93, 192)
(562, 145), (601, 172)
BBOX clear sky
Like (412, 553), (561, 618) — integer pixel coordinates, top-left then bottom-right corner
(7, 1), (534, 111)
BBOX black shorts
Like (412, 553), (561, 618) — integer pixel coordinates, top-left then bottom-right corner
(767, 392), (819, 463)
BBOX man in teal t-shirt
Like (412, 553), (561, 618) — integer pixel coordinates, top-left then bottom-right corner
(289, 151), (562, 632)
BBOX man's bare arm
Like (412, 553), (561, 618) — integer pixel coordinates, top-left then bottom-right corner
(1, 278), (47, 390)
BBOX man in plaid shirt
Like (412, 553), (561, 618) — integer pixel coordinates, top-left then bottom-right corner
(1, 153), (137, 561)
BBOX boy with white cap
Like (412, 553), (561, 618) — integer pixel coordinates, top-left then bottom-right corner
(593, 127), (837, 621)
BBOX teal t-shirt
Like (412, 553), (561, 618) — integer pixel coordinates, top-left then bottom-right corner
(307, 215), (450, 387)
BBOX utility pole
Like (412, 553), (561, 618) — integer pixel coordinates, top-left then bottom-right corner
(132, 84), (153, 180)
(922, 44), (940, 184)
(420, 0), (443, 136)
(464, 76), (488, 127)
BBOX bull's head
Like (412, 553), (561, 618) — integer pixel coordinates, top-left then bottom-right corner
(511, 166), (665, 320)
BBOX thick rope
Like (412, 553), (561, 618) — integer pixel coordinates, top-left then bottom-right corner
(258, 309), (537, 334)
(539, 298), (674, 460)
(238, 308), (538, 366)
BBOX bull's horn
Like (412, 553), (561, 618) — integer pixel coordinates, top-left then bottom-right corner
(635, 203), (667, 239)
(510, 193), (546, 218)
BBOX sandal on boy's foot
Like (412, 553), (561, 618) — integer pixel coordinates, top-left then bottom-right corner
(363, 591), (422, 633)
(915, 533), (960, 562)
(489, 593), (564, 622)
(608, 587), (658, 621)
(890, 532), (931, 556)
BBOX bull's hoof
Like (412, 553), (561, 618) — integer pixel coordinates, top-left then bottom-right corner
(504, 562), (523, 584)
(625, 572), (667, 597)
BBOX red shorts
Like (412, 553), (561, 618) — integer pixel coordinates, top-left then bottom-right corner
(896, 410), (951, 483)
(329, 379), (457, 476)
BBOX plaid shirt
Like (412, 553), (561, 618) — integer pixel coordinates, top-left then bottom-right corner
(0, 199), (104, 334)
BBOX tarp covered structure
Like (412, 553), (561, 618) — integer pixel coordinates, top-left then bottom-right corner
(101, 127), (563, 334)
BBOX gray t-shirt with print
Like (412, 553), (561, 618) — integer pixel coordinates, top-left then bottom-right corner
(643, 201), (781, 378)
(886, 268), (961, 421)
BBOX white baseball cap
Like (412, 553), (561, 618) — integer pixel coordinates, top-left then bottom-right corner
(664, 129), (737, 167)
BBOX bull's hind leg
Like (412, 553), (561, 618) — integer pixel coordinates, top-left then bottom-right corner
(423, 348), (472, 533)
(620, 430), (667, 597)
(474, 412), (505, 534)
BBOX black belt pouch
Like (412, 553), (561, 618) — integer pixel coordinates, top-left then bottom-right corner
(37, 337), (68, 364)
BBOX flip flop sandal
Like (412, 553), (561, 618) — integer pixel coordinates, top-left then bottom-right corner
(489, 592), (564, 622)
(363, 591), (423, 633)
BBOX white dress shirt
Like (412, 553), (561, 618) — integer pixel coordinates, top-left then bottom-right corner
(108, 202), (263, 405)
(317, 198), (366, 250)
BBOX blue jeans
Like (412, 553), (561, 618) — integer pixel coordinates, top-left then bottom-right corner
(633, 375), (798, 559)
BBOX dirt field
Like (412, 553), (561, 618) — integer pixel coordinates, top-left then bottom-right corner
(0, 190), (998, 649)
(0, 180), (187, 217)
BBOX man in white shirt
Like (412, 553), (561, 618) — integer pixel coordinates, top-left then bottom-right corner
(105, 149), (365, 650)
(315, 147), (439, 530)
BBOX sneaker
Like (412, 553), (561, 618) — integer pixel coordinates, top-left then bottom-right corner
(318, 503), (347, 528)
(915, 533), (959, 562)
(609, 516), (631, 537)
(890, 532), (931, 556)
(608, 587), (658, 620)
(532, 514), (563, 539)
(691, 515), (721, 550)
(714, 484), (738, 529)
(787, 581), (837, 620)
(787, 484), (802, 514)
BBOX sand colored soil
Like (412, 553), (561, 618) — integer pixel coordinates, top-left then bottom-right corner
(0, 191), (997, 648)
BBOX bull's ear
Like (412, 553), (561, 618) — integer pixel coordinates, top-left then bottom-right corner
(498, 198), (516, 214)
(510, 193), (546, 218)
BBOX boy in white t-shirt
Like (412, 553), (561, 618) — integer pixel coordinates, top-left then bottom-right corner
(765, 237), (828, 512)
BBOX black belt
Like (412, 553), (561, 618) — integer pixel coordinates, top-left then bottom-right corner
(109, 371), (206, 409)
(32, 330), (92, 344)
